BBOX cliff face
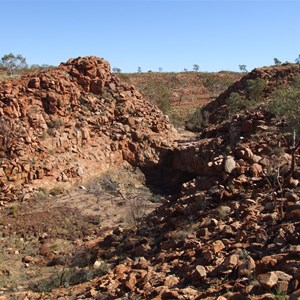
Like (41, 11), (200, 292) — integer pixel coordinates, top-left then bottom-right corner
(0, 56), (176, 201)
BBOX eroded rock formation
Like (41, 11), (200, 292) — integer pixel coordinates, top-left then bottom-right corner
(0, 56), (176, 201)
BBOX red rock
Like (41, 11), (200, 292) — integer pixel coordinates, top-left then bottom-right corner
(134, 244), (150, 257)
(256, 256), (278, 275)
(164, 275), (180, 287)
(115, 264), (130, 278)
(211, 240), (225, 254)
(285, 209), (300, 221)
(238, 255), (256, 278)
(287, 193), (300, 202)
(250, 163), (263, 177)
(224, 254), (239, 269)
(125, 272), (137, 291)
(258, 272), (279, 289)
(290, 289), (300, 300)
(273, 270), (293, 282)
(195, 265), (207, 278)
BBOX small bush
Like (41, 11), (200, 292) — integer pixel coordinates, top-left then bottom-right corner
(185, 107), (209, 131)
(49, 187), (64, 196)
(33, 187), (49, 201)
(266, 77), (300, 131)
(100, 175), (120, 196)
(246, 78), (266, 101)
(148, 194), (162, 203)
(169, 111), (185, 128)
(33, 264), (108, 293)
(226, 92), (247, 117)
(139, 81), (171, 114)
(201, 73), (238, 94)
(47, 118), (64, 129)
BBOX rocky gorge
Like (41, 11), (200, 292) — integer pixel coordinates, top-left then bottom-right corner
(0, 57), (300, 299)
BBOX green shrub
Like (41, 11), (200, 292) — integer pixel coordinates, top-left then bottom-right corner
(185, 107), (209, 131)
(201, 73), (238, 94)
(266, 76), (300, 131)
(139, 81), (171, 114)
(47, 118), (64, 129)
(226, 92), (247, 117)
(246, 78), (266, 101)
(169, 111), (185, 128)
(49, 187), (64, 196)
(265, 75), (300, 175)
(33, 264), (108, 293)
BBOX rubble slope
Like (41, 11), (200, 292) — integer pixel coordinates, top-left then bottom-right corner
(40, 65), (300, 300)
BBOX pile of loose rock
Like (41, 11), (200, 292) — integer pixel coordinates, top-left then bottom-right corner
(20, 107), (298, 300)
(0, 56), (176, 202)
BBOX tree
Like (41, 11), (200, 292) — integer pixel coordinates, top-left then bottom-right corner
(0, 53), (28, 75)
(159, 67), (163, 72)
(274, 58), (282, 65)
(193, 64), (200, 72)
(239, 65), (248, 73)
(137, 67), (142, 73)
(295, 54), (300, 64)
(112, 67), (121, 74)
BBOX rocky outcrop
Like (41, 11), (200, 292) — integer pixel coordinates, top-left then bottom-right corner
(202, 63), (300, 124)
(0, 56), (176, 201)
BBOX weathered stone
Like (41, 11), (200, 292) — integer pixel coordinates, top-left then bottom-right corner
(238, 255), (256, 278)
(211, 240), (225, 254)
(125, 272), (137, 291)
(258, 272), (279, 289)
(93, 260), (102, 269)
(164, 275), (180, 287)
(287, 193), (300, 202)
(224, 254), (239, 269)
(224, 156), (236, 174)
(195, 265), (207, 278)
(250, 163), (263, 177)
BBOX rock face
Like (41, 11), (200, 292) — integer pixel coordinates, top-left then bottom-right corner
(0, 56), (176, 201)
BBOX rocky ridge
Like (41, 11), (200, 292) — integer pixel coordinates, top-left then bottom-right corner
(202, 63), (300, 124)
(0, 56), (176, 202)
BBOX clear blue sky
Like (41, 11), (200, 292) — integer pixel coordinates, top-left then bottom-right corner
(1, 0), (300, 73)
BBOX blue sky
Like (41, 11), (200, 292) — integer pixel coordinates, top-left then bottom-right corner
(1, 0), (300, 73)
